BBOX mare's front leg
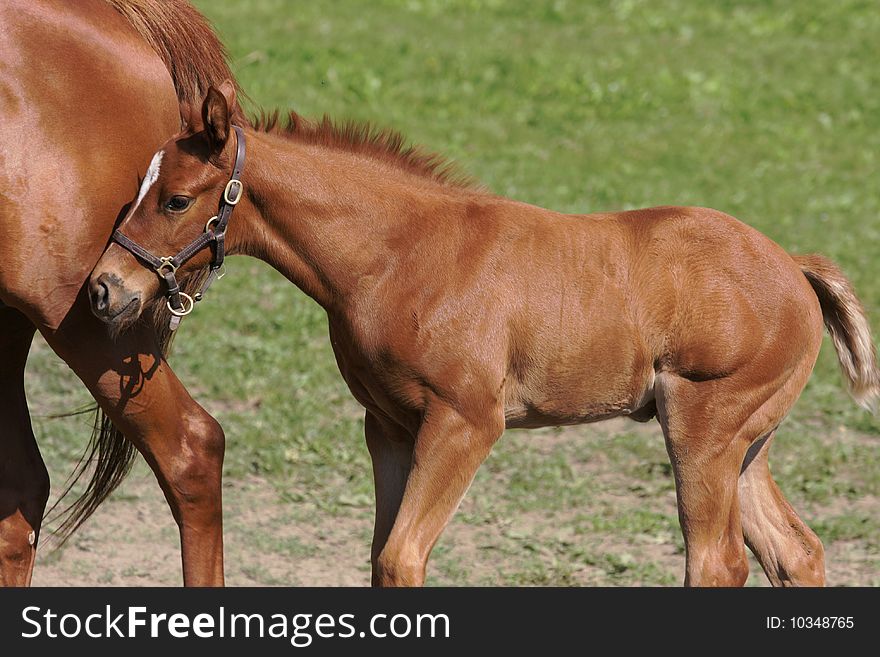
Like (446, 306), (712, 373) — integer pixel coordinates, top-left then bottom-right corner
(0, 307), (48, 586)
(373, 399), (504, 586)
(42, 295), (225, 586)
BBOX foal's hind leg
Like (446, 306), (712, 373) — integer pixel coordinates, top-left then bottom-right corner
(656, 351), (819, 587)
(655, 371), (779, 587)
(739, 430), (825, 586)
(0, 308), (49, 586)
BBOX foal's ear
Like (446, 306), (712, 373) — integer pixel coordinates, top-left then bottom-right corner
(202, 79), (237, 150)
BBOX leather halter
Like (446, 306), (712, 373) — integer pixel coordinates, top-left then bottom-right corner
(112, 125), (246, 330)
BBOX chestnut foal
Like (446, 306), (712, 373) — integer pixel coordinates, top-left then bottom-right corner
(90, 82), (879, 587)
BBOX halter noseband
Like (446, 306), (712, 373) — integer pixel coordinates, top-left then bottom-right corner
(112, 125), (246, 330)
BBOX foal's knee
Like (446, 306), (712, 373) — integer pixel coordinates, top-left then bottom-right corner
(374, 544), (425, 587)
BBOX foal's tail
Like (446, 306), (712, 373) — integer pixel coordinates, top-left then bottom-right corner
(794, 254), (880, 410)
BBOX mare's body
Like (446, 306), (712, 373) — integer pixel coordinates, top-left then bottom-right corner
(0, 0), (240, 586)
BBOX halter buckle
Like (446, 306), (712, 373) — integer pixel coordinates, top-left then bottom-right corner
(205, 215), (219, 233)
(156, 257), (178, 275)
(224, 179), (243, 205)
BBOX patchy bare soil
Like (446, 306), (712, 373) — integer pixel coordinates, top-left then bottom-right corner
(31, 419), (879, 587)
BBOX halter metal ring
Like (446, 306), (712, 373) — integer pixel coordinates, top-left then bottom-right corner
(156, 256), (178, 275)
(166, 292), (195, 317)
(205, 215), (220, 233)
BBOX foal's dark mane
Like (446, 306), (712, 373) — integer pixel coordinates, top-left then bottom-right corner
(252, 110), (481, 190)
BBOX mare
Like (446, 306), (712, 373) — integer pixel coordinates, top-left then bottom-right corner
(0, 0), (246, 585)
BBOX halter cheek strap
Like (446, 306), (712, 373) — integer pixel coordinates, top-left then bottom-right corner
(111, 125), (246, 330)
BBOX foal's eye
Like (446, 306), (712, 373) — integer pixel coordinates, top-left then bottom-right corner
(165, 195), (194, 213)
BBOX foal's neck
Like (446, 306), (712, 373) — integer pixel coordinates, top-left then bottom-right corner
(232, 130), (470, 310)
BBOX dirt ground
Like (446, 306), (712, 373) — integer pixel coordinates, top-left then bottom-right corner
(31, 418), (878, 587)
(33, 471), (369, 587)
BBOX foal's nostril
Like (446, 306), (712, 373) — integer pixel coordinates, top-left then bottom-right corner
(97, 281), (110, 311)
(91, 277), (110, 313)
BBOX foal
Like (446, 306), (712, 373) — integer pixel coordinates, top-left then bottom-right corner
(90, 82), (879, 586)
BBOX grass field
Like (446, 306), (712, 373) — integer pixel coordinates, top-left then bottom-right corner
(27, 0), (879, 585)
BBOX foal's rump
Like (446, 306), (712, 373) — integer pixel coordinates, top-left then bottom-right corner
(619, 206), (877, 408)
(618, 207), (816, 374)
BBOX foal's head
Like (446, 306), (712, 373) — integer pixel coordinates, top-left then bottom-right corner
(89, 80), (242, 330)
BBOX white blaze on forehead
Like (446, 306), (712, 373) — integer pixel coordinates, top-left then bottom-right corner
(129, 149), (164, 216)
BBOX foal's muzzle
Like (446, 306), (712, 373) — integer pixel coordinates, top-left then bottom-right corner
(89, 272), (142, 326)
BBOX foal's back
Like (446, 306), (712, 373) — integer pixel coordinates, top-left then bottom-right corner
(472, 202), (823, 428)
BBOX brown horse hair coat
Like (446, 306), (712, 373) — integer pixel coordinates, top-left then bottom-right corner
(45, 0), (245, 542)
(0, 0), (246, 586)
(243, 111), (880, 414)
(91, 82), (879, 587)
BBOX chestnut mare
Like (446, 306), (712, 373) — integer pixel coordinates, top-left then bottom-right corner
(91, 82), (879, 587)
(0, 0), (245, 585)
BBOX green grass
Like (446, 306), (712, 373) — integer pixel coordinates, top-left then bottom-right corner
(24, 0), (879, 585)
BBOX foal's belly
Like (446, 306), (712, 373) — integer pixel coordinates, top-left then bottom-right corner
(503, 348), (657, 430)
(503, 378), (656, 429)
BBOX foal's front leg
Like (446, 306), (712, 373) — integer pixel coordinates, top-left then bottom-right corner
(373, 401), (503, 586)
(365, 411), (413, 585)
